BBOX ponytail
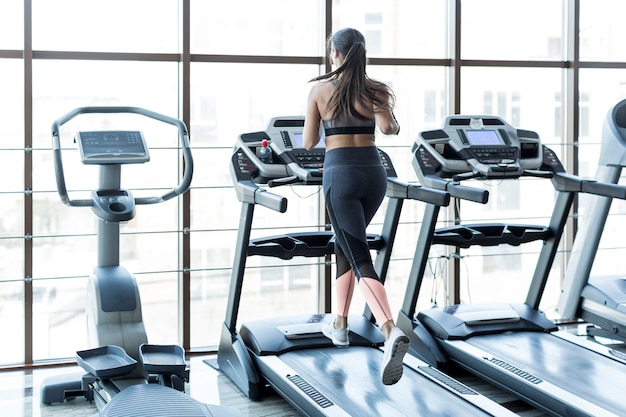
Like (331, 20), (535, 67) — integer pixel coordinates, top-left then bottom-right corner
(309, 28), (395, 120)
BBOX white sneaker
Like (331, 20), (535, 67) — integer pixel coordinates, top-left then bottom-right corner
(322, 321), (350, 347)
(381, 327), (410, 385)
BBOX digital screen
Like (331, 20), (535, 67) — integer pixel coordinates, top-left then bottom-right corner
(76, 130), (150, 164)
(293, 132), (325, 148)
(79, 131), (147, 156)
(465, 129), (501, 145)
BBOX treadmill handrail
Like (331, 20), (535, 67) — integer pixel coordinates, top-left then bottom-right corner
(267, 175), (302, 188)
(386, 177), (451, 206)
(233, 179), (288, 213)
(254, 185), (288, 213)
(548, 172), (626, 198)
(420, 175), (489, 204)
(579, 176), (626, 199)
(51, 106), (193, 207)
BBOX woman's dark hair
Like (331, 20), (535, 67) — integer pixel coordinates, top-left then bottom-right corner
(310, 28), (395, 120)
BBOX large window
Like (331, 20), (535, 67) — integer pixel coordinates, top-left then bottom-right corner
(578, 68), (626, 280)
(0, 3), (23, 49)
(332, 0), (448, 59)
(577, 0), (626, 283)
(4, 0), (626, 367)
(32, 0), (179, 53)
(28, 60), (182, 360)
(462, 0), (563, 61)
(190, 0), (321, 56)
(579, 0), (626, 62)
(0, 58), (24, 364)
(188, 62), (321, 347)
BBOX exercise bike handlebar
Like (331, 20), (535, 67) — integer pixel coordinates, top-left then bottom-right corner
(51, 106), (194, 207)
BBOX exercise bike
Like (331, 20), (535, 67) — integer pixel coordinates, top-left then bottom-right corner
(41, 106), (240, 417)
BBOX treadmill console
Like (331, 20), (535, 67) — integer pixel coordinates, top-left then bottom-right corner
(413, 115), (542, 183)
(233, 116), (324, 184)
(76, 130), (150, 165)
(232, 115), (396, 188)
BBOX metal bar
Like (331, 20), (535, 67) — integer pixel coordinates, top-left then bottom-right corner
(23, 0), (33, 367)
(402, 204), (442, 318)
(562, 0), (581, 272)
(526, 191), (576, 309)
(224, 203), (255, 332)
(180, 0), (192, 353)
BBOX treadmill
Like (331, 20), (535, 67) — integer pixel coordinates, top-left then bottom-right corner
(397, 114), (626, 417)
(217, 116), (519, 417)
(558, 98), (626, 344)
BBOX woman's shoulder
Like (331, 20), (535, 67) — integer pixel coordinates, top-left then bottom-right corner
(312, 79), (334, 91)
(310, 80), (335, 101)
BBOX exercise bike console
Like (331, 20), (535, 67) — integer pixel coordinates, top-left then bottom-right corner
(76, 130), (150, 164)
(75, 130), (150, 222)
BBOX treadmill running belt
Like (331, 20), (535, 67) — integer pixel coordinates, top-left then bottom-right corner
(280, 347), (491, 417)
(462, 332), (625, 416)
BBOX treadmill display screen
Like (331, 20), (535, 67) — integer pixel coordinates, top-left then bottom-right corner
(465, 129), (501, 146)
(292, 132), (325, 148)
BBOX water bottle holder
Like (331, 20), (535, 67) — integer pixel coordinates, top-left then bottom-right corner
(258, 146), (273, 164)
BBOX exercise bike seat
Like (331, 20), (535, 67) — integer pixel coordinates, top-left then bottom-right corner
(98, 383), (242, 417)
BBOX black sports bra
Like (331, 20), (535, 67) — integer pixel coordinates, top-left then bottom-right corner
(323, 115), (375, 136)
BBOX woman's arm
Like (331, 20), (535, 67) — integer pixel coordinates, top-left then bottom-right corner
(374, 91), (400, 135)
(375, 108), (400, 135)
(303, 84), (322, 150)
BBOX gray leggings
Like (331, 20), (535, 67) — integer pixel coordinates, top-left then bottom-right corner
(323, 146), (387, 282)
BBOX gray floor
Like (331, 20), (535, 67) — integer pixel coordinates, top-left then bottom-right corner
(3, 355), (299, 417)
(2, 353), (554, 417)
(4, 327), (623, 416)
(30, 326), (626, 417)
